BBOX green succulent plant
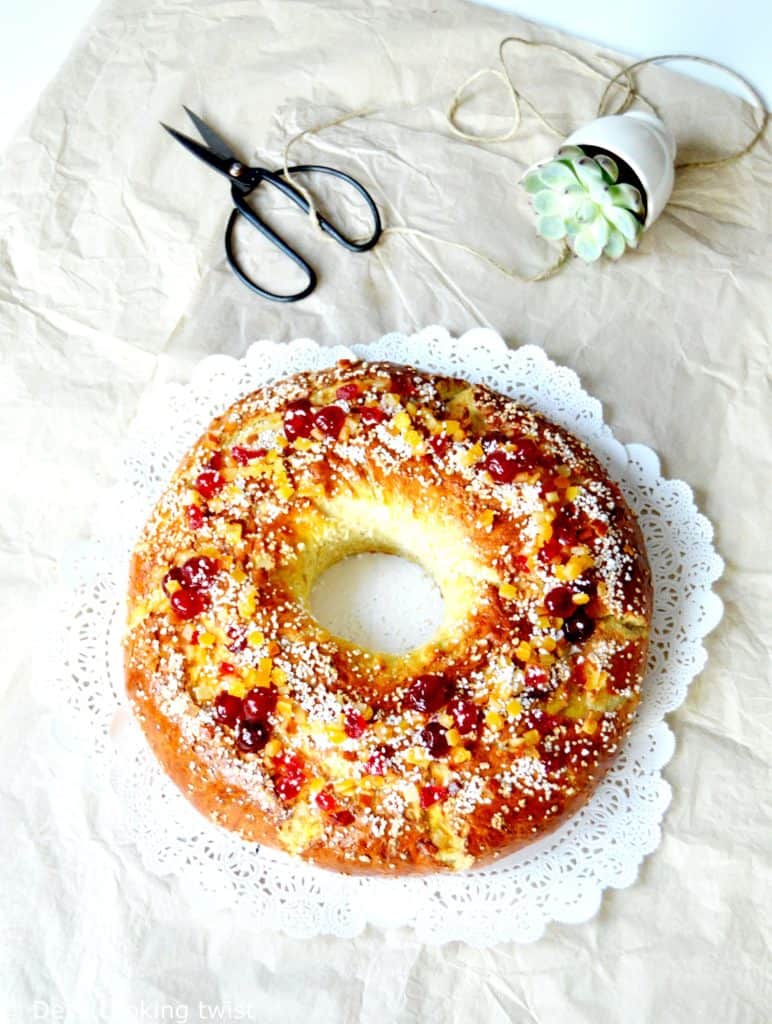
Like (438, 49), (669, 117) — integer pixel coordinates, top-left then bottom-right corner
(522, 146), (645, 262)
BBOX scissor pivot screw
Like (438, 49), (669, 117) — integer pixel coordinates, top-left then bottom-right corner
(229, 161), (244, 178)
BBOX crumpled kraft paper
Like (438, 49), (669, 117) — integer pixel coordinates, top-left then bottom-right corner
(0, 0), (770, 1020)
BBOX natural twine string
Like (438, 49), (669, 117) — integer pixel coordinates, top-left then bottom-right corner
(281, 38), (768, 284)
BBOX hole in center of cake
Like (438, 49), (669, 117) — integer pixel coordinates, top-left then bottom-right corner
(309, 552), (445, 655)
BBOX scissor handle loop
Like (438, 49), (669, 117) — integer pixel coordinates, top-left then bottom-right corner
(224, 165), (381, 302)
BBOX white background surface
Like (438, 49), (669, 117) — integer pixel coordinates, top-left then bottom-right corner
(0, 0), (769, 152)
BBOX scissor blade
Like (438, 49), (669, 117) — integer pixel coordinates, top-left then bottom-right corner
(183, 106), (238, 161)
(160, 122), (234, 178)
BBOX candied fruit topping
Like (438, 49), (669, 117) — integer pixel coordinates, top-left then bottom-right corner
(185, 505), (205, 530)
(283, 399), (314, 441)
(274, 754), (306, 802)
(544, 586), (575, 618)
(403, 674), (454, 714)
(232, 445), (266, 465)
(170, 588), (209, 620)
(420, 785), (448, 808)
(194, 468), (225, 499)
(243, 685), (278, 724)
(563, 609), (596, 644)
(214, 691), (243, 727)
(315, 787), (338, 812)
(315, 404), (346, 438)
(447, 696), (480, 735)
(236, 720), (269, 753)
(482, 449), (519, 484)
(421, 721), (450, 757)
(332, 809), (355, 826)
(336, 383), (360, 402)
(343, 709), (368, 739)
(359, 405), (388, 425)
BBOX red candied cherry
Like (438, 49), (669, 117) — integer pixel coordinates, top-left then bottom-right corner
(314, 404), (346, 438)
(170, 587), (209, 620)
(162, 566), (184, 595)
(231, 445), (266, 465)
(429, 434), (450, 458)
(552, 509), (581, 547)
(573, 575), (598, 599)
(275, 754), (306, 802)
(420, 785), (448, 809)
(218, 662), (236, 676)
(207, 450), (224, 472)
(544, 586), (576, 619)
(283, 399), (314, 441)
(512, 438), (541, 470)
(343, 709), (368, 739)
(563, 609), (596, 644)
(359, 406), (388, 425)
(186, 505), (205, 530)
(195, 468), (225, 499)
(447, 696), (480, 735)
(482, 449), (519, 484)
(365, 745), (393, 776)
(537, 536), (563, 565)
(421, 721), (450, 758)
(226, 624), (248, 653)
(315, 787), (338, 813)
(336, 383), (360, 402)
(523, 665), (551, 698)
(242, 685), (278, 724)
(214, 691), (243, 727)
(236, 720), (269, 753)
(179, 555), (219, 591)
(389, 372), (416, 396)
(190, 630), (200, 645)
(332, 809), (355, 826)
(403, 674), (454, 714)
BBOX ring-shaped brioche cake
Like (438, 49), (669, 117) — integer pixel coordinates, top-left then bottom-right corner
(125, 360), (652, 874)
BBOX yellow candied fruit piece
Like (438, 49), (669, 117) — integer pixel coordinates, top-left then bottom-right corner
(515, 641), (532, 663)
(361, 706), (374, 721)
(546, 490), (560, 503)
(555, 553), (595, 582)
(128, 600), (149, 628)
(582, 716), (599, 735)
(404, 747), (429, 766)
(446, 728), (462, 747)
(546, 695), (568, 714)
(523, 729), (541, 745)
(276, 481), (295, 501)
(326, 725), (346, 744)
(572, 592), (591, 606)
(506, 699), (523, 718)
(566, 485), (582, 501)
(240, 464), (266, 479)
(198, 631), (216, 648)
(437, 712), (454, 729)
(485, 710), (504, 730)
(540, 636), (557, 652)
(165, 579), (182, 595)
(238, 586), (256, 619)
(232, 566), (247, 584)
(442, 419), (464, 439)
(431, 762), (452, 785)
(265, 738), (282, 758)
(461, 442), (484, 467)
(271, 667), (287, 686)
(247, 630), (264, 647)
(307, 778), (326, 797)
(393, 411), (411, 431)
(479, 509), (495, 529)
(450, 747), (472, 766)
(224, 522), (243, 545)
(333, 778), (357, 795)
(405, 429), (423, 450)
(275, 698), (293, 718)
(228, 679), (248, 699)
(498, 583), (517, 600)
(292, 437), (314, 451)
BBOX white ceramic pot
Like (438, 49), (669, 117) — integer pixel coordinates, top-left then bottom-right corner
(562, 112), (676, 228)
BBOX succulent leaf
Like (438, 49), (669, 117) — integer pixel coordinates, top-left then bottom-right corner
(536, 215), (567, 240)
(539, 161), (578, 188)
(608, 183), (645, 215)
(594, 154), (619, 184)
(557, 145), (585, 161)
(533, 190), (561, 215)
(572, 158), (605, 190)
(522, 171), (545, 194)
(603, 228), (627, 260)
(576, 199), (598, 224)
(604, 205), (641, 245)
(573, 227), (604, 263)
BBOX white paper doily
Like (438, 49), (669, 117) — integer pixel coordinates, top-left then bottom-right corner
(60, 326), (724, 945)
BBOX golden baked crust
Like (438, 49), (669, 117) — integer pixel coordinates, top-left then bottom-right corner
(125, 360), (652, 874)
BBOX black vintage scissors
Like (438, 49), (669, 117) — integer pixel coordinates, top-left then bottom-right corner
(161, 107), (382, 302)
